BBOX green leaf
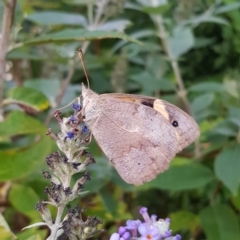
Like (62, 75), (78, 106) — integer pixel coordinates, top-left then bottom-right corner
(137, 160), (214, 191)
(214, 145), (240, 195)
(199, 205), (240, 240)
(0, 136), (52, 181)
(5, 87), (50, 112)
(215, 2), (240, 14)
(0, 111), (47, 138)
(187, 15), (229, 26)
(189, 82), (224, 92)
(99, 188), (118, 216)
(229, 106), (240, 127)
(231, 190), (240, 211)
(24, 79), (61, 106)
(169, 211), (199, 233)
(23, 29), (142, 46)
(191, 93), (214, 114)
(212, 120), (238, 137)
(224, 80), (239, 98)
(62, 0), (97, 5)
(9, 184), (40, 220)
(169, 27), (194, 58)
(0, 213), (16, 239)
(25, 11), (87, 27)
(26, 235), (43, 240)
(141, 4), (170, 15)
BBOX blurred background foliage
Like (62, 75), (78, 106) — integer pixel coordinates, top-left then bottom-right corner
(0, 0), (240, 239)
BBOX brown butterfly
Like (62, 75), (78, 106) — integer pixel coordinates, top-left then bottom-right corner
(78, 50), (200, 185)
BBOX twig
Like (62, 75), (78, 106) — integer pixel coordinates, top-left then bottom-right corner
(0, 0), (16, 122)
(44, 62), (75, 126)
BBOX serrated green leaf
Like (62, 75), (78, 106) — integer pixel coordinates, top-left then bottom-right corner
(23, 29), (142, 46)
(0, 111), (47, 139)
(0, 136), (52, 181)
(25, 11), (87, 27)
(9, 184), (40, 220)
(199, 205), (240, 240)
(5, 87), (49, 112)
(169, 211), (199, 233)
(214, 145), (240, 195)
(137, 162), (214, 191)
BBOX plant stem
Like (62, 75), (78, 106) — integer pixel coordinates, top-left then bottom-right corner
(0, 0), (16, 122)
(46, 206), (65, 240)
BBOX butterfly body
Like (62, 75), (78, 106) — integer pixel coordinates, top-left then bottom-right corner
(82, 84), (200, 185)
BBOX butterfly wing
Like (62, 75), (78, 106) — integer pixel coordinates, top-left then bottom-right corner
(89, 94), (184, 185)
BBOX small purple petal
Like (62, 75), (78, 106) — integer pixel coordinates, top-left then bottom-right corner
(67, 131), (74, 139)
(126, 220), (135, 230)
(139, 207), (148, 214)
(72, 103), (81, 111)
(82, 125), (89, 133)
(175, 234), (182, 240)
(122, 231), (131, 240)
(138, 223), (148, 236)
(165, 218), (170, 223)
(118, 226), (126, 235)
(163, 230), (171, 238)
(69, 116), (76, 123)
(151, 214), (157, 222)
(110, 233), (120, 240)
(139, 207), (151, 224)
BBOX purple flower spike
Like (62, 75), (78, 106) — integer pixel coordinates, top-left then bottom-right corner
(139, 207), (151, 224)
(72, 103), (81, 112)
(118, 226), (126, 235)
(66, 131), (74, 139)
(110, 233), (120, 240)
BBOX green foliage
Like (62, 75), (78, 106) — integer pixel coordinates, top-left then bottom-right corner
(1, 0), (240, 239)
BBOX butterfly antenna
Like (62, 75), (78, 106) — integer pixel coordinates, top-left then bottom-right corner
(77, 49), (90, 89)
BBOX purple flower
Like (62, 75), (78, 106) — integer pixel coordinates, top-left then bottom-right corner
(163, 229), (171, 238)
(139, 207), (151, 224)
(138, 223), (160, 240)
(82, 125), (89, 133)
(69, 116), (77, 124)
(174, 234), (181, 240)
(72, 103), (81, 112)
(118, 226), (126, 235)
(110, 233), (120, 240)
(66, 131), (74, 139)
(109, 207), (181, 240)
